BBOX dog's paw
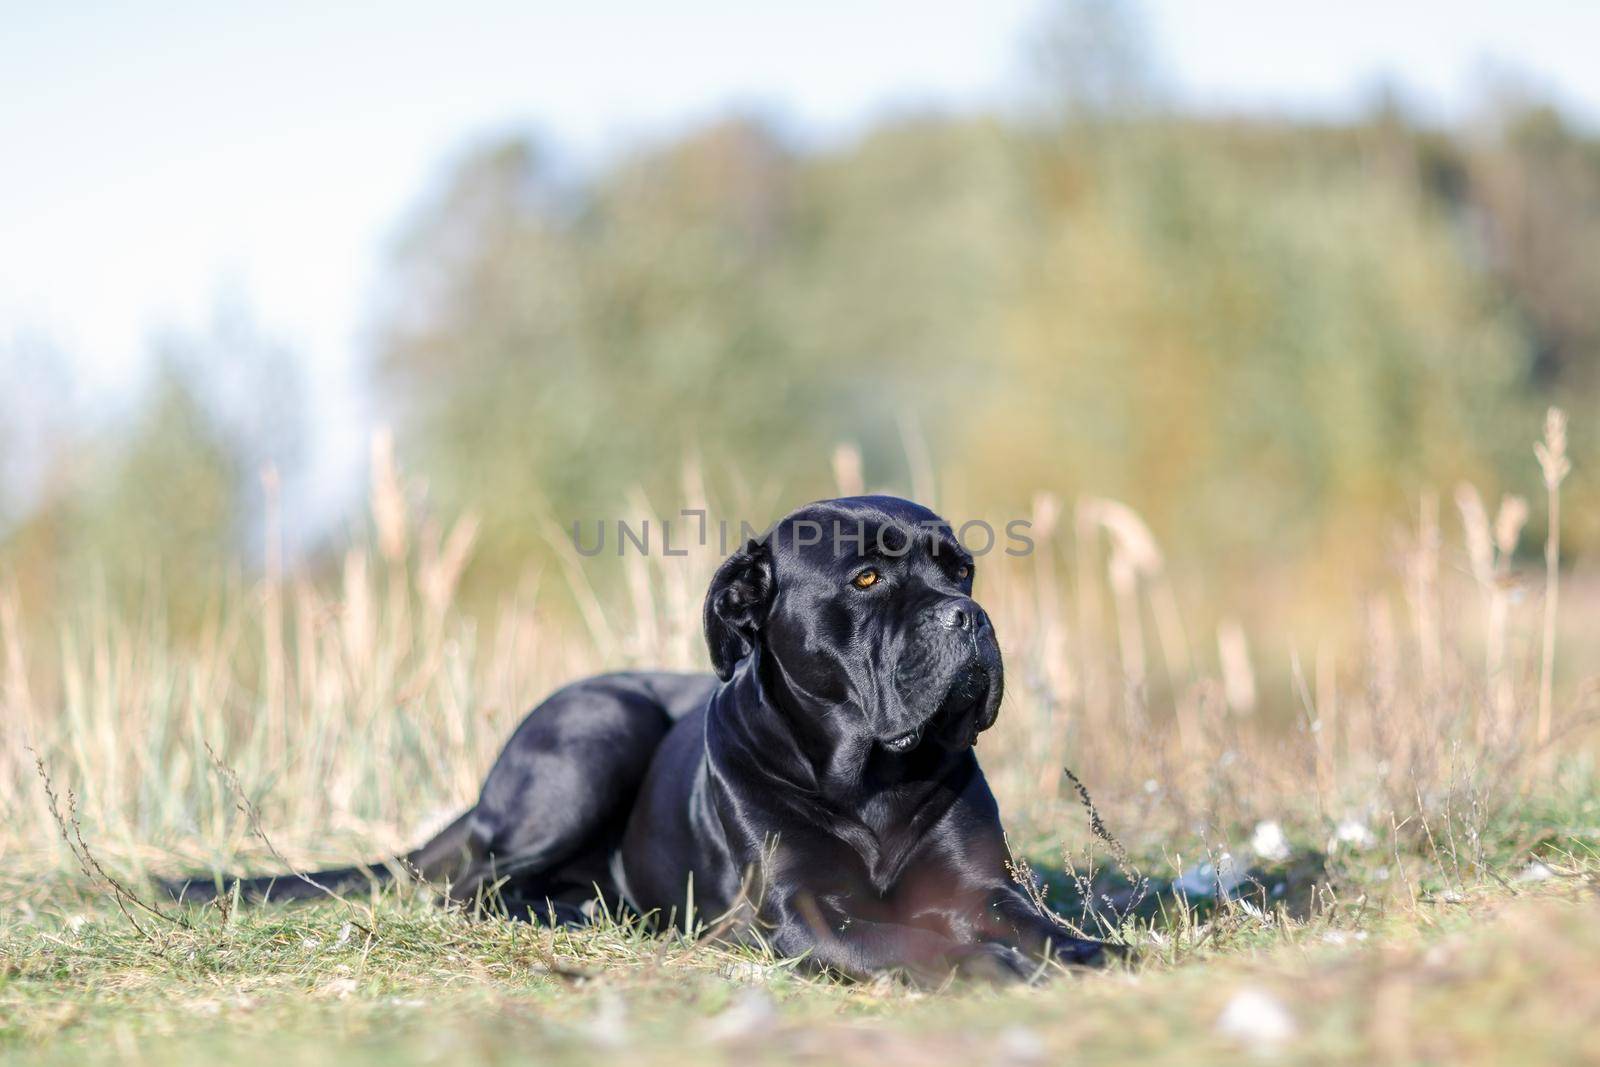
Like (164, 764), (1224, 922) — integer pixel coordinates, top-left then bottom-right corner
(946, 942), (1037, 986)
(1046, 935), (1130, 970)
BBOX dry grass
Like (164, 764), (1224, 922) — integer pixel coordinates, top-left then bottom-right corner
(2, 416), (1598, 1064)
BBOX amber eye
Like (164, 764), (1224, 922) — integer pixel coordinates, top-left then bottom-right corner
(851, 569), (880, 590)
(957, 565), (971, 580)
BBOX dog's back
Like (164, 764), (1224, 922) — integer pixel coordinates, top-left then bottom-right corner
(163, 671), (716, 915)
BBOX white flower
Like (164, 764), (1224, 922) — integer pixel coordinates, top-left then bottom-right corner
(1175, 853), (1248, 900)
(996, 1026), (1047, 1063)
(720, 960), (777, 983)
(321, 977), (358, 999)
(1516, 861), (1555, 883)
(702, 991), (777, 1044)
(1251, 821), (1291, 862)
(1216, 987), (1297, 1050)
(1332, 819), (1376, 851)
(1321, 930), (1368, 946)
(582, 992), (629, 1048)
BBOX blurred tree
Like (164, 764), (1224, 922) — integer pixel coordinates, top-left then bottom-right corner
(354, 58), (1600, 625)
(1462, 102), (1600, 389)
(981, 117), (1533, 595)
(373, 102), (1566, 612)
(6, 28), (1596, 639)
(0, 307), (303, 633)
(376, 116), (1032, 595)
(376, 121), (820, 570)
(1029, 0), (1160, 120)
(56, 359), (242, 631)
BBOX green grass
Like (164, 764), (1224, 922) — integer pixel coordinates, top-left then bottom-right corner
(5, 824), (1598, 1067)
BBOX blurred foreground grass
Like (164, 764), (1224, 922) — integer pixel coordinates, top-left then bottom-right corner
(5, 850), (1600, 1065)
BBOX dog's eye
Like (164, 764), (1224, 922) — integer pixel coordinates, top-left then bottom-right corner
(851, 569), (880, 590)
(957, 565), (971, 580)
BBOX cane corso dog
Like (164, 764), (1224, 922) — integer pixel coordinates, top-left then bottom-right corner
(167, 496), (1108, 983)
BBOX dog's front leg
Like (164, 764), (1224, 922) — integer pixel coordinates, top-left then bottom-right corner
(980, 886), (1115, 968)
(766, 890), (1034, 986)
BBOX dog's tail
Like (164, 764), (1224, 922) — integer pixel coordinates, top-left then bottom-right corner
(160, 808), (479, 905)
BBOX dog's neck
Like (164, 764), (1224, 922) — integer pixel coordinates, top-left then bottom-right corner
(715, 646), (967, 812)
(757, 644), (869, 790)
(707, 648), (974, 892)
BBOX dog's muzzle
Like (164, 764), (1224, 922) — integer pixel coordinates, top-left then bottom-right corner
(884, 614), (1003, 753)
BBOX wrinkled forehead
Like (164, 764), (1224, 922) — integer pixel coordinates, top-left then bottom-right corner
(766, 498), (967, 572)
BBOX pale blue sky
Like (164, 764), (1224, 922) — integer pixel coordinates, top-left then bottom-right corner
(3, 0), (1597, 521)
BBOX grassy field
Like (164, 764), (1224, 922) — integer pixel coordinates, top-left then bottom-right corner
(4, 429), (1599, 1065)
(5, 856), (1600, 1066)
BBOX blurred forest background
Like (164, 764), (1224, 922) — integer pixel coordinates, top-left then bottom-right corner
(3, 1), (1597, 645)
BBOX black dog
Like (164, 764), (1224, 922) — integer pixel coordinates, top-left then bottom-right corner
(168, 496), (1108, 983)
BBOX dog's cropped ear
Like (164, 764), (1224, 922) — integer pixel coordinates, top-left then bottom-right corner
(703, 538), (774, 681)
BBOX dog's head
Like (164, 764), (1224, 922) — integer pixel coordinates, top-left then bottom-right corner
(704, 496), (1003, 757)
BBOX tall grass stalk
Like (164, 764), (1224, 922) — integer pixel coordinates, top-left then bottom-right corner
(1456, 484), (1527, 745)
(1535, 407), (1571, 763)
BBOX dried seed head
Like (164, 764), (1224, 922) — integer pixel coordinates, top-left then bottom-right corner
(1534, 406), (1570, 488)
(1032, 490), (1062, 541)
(1217, 618), (1257, 715)
(1085, 497), (1164, 576)
(370, 428), (409, 564)
(831, 443), (864, 498)
(1493, 495), (1528, 558)
(1454, 483), (1492, 585)
(420, 514), (480, 616)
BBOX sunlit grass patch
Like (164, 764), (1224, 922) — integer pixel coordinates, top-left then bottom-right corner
(4, 862), (1599, 1065)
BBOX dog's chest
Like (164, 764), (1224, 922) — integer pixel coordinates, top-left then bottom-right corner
(840, 797), (933, 896)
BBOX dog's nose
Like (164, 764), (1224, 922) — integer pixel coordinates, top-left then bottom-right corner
(940, 600), (976, 632)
